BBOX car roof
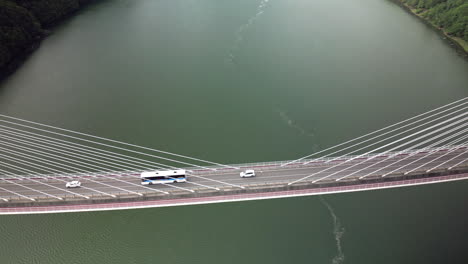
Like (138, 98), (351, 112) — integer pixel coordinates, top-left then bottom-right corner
(245, 169), (254, 173)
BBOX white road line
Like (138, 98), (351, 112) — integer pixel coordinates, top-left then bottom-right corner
(1, 179), (63, 200)
(189, 174), (245, 189)
(448, 157), (468, 170)
(0, 185), (34, 201)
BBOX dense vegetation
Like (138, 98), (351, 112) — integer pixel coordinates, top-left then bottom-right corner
(0, 0), (42, 74)
(0, 0), (96, 78)
(14, 0), (96, 26)
(399, 0), (468, 42)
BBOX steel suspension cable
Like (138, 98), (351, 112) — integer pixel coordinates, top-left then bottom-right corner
(404, 143), (468, 175)
(358, 126), (468, 179)
(0, 147), (172, 195)
(0, 151), (124, 197)
(332, 118), (468, 181)
(426, 147), (468, 172)
(381, 135), (468, 177)
(0, 138), (217, 191)
(282, 97), (467, 166)
(304, 105), (467, 165)
(0, 160), (88, 200)
(0, 114), (237, 169)
(0, 119), (222, 171)
(0, 134), (143, 172)
(0, 125), (178, 171)
(448, 155), (468, 170)
(0, 125), (244, 189)
(288, 111), (467, 185)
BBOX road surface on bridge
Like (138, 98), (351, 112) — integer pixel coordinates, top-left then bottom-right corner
(0, 147), (466, 202)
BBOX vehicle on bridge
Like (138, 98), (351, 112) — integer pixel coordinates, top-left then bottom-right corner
(240, 169), (256, 178)
(141, 169), (187, 185)
(65, 181), (81, 188)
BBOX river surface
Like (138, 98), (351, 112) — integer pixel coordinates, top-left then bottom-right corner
(0, 0), (467, 263)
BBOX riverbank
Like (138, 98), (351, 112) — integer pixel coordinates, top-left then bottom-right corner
(0, 0), (98, 81)
(391, 0), (468, 56)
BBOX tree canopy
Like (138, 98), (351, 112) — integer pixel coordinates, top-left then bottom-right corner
(400, 0), (468, 42)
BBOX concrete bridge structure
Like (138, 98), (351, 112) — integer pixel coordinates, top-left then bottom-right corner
(0, 98), (467, 214)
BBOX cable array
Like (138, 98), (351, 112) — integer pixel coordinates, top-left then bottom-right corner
(287, 97), (467, 185)
(0, 98), (466, 201)
(0, 115), (240, 199)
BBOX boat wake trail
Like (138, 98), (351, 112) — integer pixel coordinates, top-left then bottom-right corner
(226, 0), (270, 64)
(320, 196), (345, 264)
(276, 109), (315, 137)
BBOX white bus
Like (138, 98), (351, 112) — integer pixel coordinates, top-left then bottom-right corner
(140, 169), (187, 185)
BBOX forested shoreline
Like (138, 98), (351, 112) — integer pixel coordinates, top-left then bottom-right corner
(0, 0), (97, 80)
(394, 0), (468, 52)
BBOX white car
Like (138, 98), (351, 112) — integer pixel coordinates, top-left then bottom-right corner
(66, 181), (81, 188)
(240, 169), (256, 178)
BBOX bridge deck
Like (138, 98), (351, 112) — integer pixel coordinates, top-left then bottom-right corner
(0, 148), (466, 208)
(0, 172), (467, 215)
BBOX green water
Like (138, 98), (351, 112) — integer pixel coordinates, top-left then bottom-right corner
(0, 0), (467, 263)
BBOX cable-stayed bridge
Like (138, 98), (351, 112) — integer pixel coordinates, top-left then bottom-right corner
(0, 98), (467, 214)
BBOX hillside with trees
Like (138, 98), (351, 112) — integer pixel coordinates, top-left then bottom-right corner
(0, 0), (96, 79)
(397, 0), (468, 49)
